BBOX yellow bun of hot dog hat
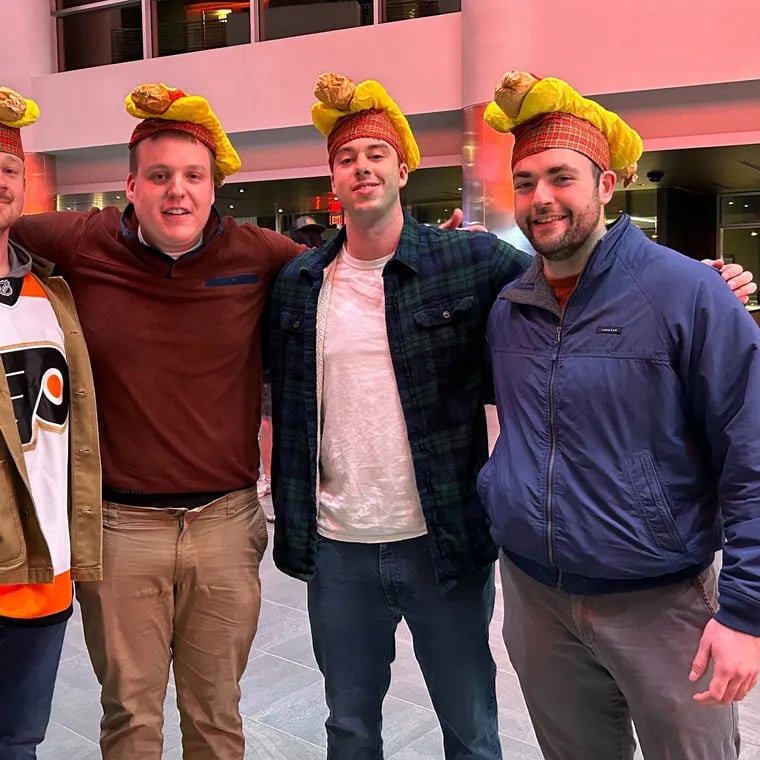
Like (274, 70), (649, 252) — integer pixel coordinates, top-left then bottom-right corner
(125, 83), (241, 186)
(0, 86), (40, 160)
(311, 73), (420, 171)
(484, 70), (643, 187)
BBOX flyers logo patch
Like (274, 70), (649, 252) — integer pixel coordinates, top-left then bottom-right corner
(1, 345), (69, 448)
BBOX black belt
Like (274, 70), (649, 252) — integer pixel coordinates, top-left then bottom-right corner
(102, 486), (243, 509)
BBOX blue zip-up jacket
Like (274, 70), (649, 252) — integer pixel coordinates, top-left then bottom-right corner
(477, 216), (760, 635)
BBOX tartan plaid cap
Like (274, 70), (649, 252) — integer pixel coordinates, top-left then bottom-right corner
(129, 118), (217, 157)
(512, 112), (610, 171)
(0, 125), (23, 160)
(328, 109), (406, 168)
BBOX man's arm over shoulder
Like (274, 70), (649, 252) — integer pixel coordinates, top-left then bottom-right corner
(238, 223), (306, 278)
(679, 269), (760, 635)
(11, 210), (96, 273)
(481, 233), (532, 297)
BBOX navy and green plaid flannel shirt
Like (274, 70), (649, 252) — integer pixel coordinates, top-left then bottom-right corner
(269, 214), (531, 590)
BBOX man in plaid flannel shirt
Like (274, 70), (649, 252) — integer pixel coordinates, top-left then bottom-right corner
(268, 74), (531, 759)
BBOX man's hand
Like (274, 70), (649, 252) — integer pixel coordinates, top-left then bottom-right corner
(689, 618), (760, 705)
(702, 259), (758, 304)
(437, 208), (489, 233)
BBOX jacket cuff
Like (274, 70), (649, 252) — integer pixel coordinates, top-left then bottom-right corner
(715, 589), (760, 636)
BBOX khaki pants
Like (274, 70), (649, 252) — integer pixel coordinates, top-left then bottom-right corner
(500, 556), (740, 760)
(76, 489), (267, 760)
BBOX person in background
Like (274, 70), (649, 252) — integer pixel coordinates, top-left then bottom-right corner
(289, 214), (326, 248)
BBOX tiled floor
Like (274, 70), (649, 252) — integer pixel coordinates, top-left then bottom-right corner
(40, 520), (760, 759)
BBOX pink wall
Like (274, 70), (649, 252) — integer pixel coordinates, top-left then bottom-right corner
(0, 0), (56, 157)
(29, 14), (462, 153)
(462, 0), (760, 106)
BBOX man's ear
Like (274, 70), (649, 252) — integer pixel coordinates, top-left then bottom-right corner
(599, 169), (617, 204)
(125, 174), (136, 203)
(398, 162), (409, 189)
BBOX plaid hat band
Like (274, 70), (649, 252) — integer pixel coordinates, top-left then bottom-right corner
(512, 112), (610, 171)
(129, 118), (217, 157)
(327, 110), (406, 168)
(0, 125), (24, 160)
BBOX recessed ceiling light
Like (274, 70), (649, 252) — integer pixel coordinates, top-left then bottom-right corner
(278, 208), (283, 213)
(728, 201), (735, 205)
(239, 188), (245, 193)
(745, 204), (750, 208)
(115, 195), (121, 199)
(751, 231), (759, 237)
(457, 187), (462, 191)
(229, 204), (234, 209)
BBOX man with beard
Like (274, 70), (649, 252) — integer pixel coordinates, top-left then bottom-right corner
(477, 71), (760, 760)
(0, 86), (101, 759)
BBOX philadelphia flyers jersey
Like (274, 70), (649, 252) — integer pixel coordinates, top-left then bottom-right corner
(0, 271), (71, 621)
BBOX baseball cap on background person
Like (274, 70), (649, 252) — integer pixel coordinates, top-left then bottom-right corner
(289, 215), (326, 248)
(0, 86), (40, 159)
(483, 70), (643, 187)
(311, 72), (421, 172)
(125, 82), (241, 186)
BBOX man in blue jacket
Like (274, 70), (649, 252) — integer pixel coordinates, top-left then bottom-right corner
(478, 71), (760, 760)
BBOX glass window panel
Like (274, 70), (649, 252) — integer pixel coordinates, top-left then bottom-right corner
(260, 0), (372, 41)
(154, 1), (251, 57)
(720, 193), (760, 226)
(58, 3), (142, 70)
(607, 189), (658, 238)
(384, 0), (460, 22)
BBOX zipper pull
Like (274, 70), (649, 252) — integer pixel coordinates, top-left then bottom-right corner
(556, 325), (561, 344)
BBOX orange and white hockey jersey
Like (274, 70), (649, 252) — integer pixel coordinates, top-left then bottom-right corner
(0, 271), (71, 621)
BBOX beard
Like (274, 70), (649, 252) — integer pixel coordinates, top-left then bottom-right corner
(0, 196), (20, 232)
(520, 192), (603, 262)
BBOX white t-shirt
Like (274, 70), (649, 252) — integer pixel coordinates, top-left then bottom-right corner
(317, 247), (427, 543)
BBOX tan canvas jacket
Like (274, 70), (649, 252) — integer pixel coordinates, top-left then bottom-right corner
(0, 250), (102, 584)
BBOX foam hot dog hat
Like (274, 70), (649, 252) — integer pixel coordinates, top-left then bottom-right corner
(484, 70), (643, 187)
(125, 83), (241, 186)
(0, 86), (40, 160)
(311, 72), (420, 171)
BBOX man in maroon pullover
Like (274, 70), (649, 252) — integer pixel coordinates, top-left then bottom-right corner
(11, 83), (303, 760)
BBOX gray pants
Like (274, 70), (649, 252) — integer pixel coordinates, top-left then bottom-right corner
(500, 556), (740, 760)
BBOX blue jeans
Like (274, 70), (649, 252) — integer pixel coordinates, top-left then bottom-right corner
(0, 620), (67, 759)
(308, 536), (501, 760)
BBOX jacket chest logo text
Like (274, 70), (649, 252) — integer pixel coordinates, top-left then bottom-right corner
(597, 326), (622, 335)
(1, 346), (70, 448)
